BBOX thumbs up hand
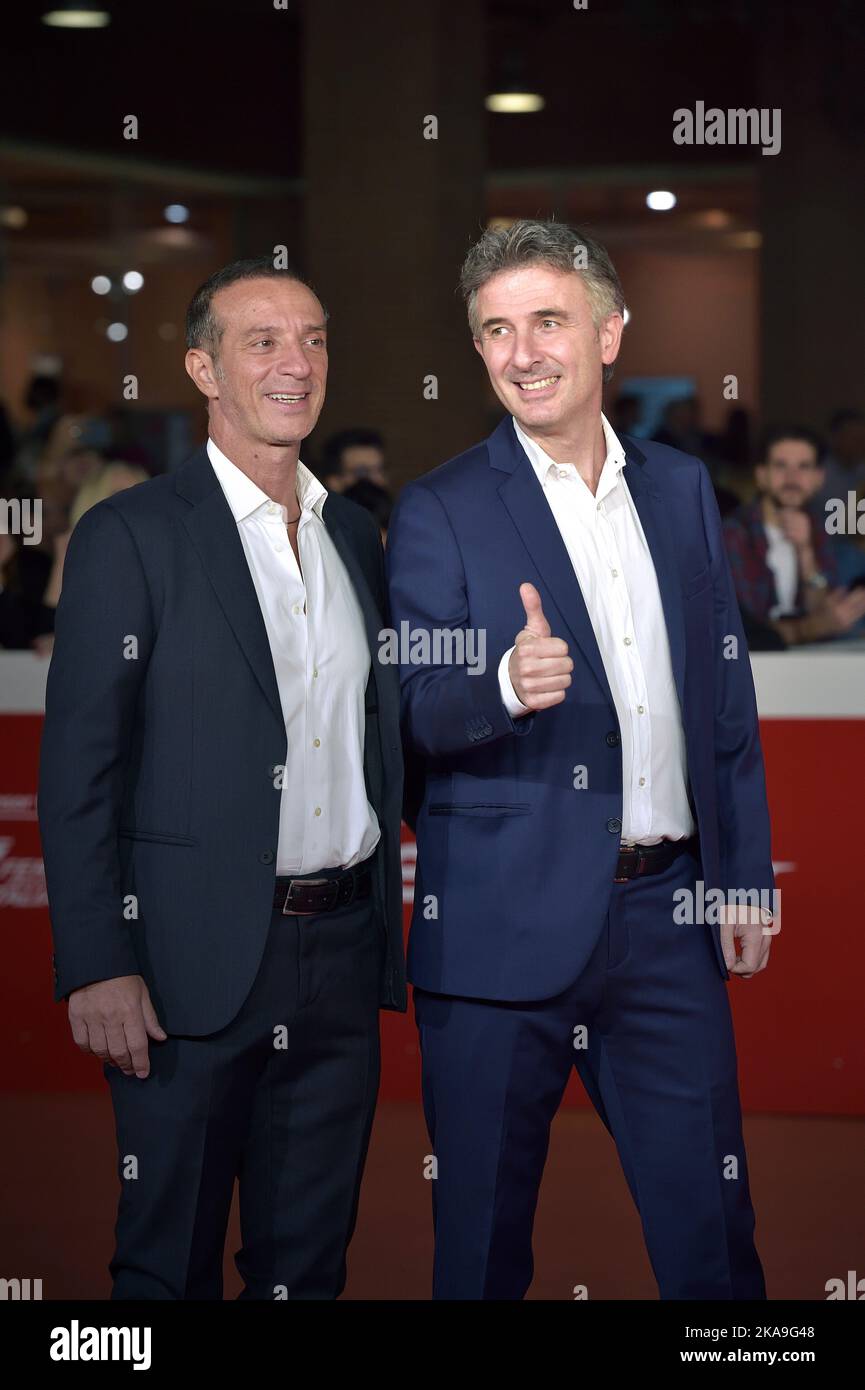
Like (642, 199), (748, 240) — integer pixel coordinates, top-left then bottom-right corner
(508, 582), (573, 711)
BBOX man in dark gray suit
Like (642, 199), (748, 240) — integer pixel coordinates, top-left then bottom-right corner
(38, 256), (406, 1300)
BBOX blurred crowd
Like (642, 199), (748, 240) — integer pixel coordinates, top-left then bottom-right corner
(2, 373), (864, 656)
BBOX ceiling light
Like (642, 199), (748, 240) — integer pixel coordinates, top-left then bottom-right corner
(646, 190), (677, 211)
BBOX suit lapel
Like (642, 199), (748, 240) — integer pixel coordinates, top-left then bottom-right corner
(621, 445), (687, 712)
(176, 448), (284, 727)
(322, 499), (381, 709)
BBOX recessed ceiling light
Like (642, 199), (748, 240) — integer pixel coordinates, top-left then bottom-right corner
(163, 204), (190, 224)
(42, 7), (111, 28)
(122, 270), (144, 292)
(485, 91), (545, 114)
(91, 275), (111, 295)
(106, 322), (127, 342)
(646, 190), (677, 212)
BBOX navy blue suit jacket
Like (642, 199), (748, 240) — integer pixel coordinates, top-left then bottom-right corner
(38, 446), (407, 1033)
(386, 416), (774, 1000)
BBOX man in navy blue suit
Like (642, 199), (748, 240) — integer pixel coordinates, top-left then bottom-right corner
(386, 220), (775, 1300)
(39, 257), (406, 1299)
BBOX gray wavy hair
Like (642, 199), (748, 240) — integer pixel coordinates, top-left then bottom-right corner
(459, 219), (625, 384)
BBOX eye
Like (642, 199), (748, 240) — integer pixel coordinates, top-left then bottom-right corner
(254, 338), (273, 348)
(306, 336), (325, 347)
(487, 325), (508, 338)
(540, 319), (558, 329)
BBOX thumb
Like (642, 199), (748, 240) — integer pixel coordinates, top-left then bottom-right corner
(520, 582), (551, 639)
(141, 991), (167, 1040)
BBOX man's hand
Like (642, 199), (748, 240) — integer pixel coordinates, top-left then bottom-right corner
(718, 906), (773, 978)
(816, 586), (865, 635)
(68, 975), (167, 1078)
(777, 507), (812, 550)
(508, 582), (573, 711)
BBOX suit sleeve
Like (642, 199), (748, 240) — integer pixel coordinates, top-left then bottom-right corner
(386, 480), (534, 759)
(699, 462), (775, 897)
(38, 501), (154, 1001)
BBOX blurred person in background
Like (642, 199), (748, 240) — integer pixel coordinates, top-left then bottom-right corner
(342, 477), (393, 545)
(723, 425), (865, 646)
(815, 408), (865, 514)
(13, 373), (63, 481)
(319, 427), (388, 493)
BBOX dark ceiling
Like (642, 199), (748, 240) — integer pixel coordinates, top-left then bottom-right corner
(3, 0), (860, 183)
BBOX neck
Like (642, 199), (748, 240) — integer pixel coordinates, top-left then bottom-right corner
(209, 418), (302, 512)
(517, 408), (607, 494)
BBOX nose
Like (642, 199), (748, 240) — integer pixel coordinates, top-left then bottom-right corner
(275, 338), (314, 380)
(510, 327), (542, 374)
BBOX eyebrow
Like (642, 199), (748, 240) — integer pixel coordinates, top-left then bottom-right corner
(479, 307), (570, 331)
(243, 323), (328, 336)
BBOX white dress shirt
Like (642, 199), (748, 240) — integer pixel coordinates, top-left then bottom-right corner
(497, 415), (695, 845)
(763, 522), (798, 617)
(207, 437), (380, 874)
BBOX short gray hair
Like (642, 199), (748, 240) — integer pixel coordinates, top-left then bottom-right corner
(459, 219), (625, 384)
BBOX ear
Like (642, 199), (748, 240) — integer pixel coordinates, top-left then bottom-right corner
(599, 312), (624, 372)
(472, 337), (484, 358)
(185, 348), (220, 400)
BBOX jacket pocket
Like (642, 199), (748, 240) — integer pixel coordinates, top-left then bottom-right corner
(427, 802), (532, 817)
(118, 828), (198, 846)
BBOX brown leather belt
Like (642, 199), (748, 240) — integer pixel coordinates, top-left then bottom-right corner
(273, 859), (373, 916)
(614, 836), (699, 883)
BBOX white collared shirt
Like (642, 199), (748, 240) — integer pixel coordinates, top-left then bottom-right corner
(207, 437), (380, 874)
(498, 414), (695, 845)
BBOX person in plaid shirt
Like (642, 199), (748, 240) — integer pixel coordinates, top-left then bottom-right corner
(722, 425), (865, 645)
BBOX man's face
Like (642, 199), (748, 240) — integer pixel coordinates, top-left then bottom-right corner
(185, 277), (328, 447)
(756, 439), (823, 510)
(472, 264), (622, 437)
(340, 445), (386, 487)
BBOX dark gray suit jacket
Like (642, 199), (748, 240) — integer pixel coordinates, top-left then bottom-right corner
(38, 446), (407, 1033)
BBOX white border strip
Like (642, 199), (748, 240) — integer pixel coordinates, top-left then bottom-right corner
(1, 650), (864, 719)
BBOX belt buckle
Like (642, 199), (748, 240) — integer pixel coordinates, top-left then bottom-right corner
(282, 876), (340, 916)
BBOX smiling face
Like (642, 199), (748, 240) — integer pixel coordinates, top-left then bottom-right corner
(472, 264), (623, 440)
(184, 276), (328, 450)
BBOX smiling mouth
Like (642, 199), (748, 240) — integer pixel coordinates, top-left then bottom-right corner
(514, 375), (560, 392)
(265, 392), (309, 403)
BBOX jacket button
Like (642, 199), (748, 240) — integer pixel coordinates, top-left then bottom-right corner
(259, 850), (275, 864)
(605, 731), (620, 747)
(606, 818), (622, 834)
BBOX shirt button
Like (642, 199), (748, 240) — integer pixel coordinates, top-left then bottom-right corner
(267, 502), (277, 514)
(596, 501), (602, 511)
(611, 568), (619, 577)
(314, 807), (321, 817)
(274, 543), (284, 551)
(313, 667), (318, 678)
(313, 738), (320, 748)
(637, 704), (645, 714)
(623, 636), (632, 646)
(558, 468), (568, 479)
(639, 776), (646, 786)
(293, 605), (301, 615)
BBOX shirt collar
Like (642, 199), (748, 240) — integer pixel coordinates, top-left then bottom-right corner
(206, 436), (327, 523)
(512, 413), (627, 496)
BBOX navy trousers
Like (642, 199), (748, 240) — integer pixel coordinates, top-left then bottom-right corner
(413, 844), (766, 1300)
(105, 892), (383, 1299)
